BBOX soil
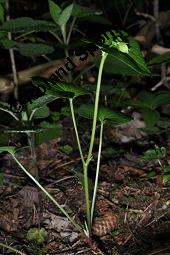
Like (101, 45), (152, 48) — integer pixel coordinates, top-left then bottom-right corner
(0, 137), (169, 255)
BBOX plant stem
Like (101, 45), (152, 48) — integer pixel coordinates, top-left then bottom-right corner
(86, 51), (108, 163)
(11, 153), (82, 232)
(84, 51), (108, 234)
(6, 0), (19, 100)
(49, 30), (63, 44)
(69, 99), (91, 234)
(0, 107), (19, 121)
(91, 122), (104, 223)
(0, 243), (26, 255)
(83, 162), (91, 236)
(61, 25), (67, 45)
(69, 98), (85, 164)
(66, 17), (76, 44)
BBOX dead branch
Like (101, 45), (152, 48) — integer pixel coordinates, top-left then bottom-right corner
(0, 52), (100, 93)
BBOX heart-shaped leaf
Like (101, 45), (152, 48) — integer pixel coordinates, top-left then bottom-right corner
(35, 121), (63, 144)
(98, 106), (131, 124)
(78, 104), (130, 124)
(100, 44), (149, 76)
(52, 81), (88, 98)
(33, 105), (50, 118)
(85, 30), (150, 76)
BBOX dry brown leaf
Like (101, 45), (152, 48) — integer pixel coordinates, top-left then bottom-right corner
(115, 165), (146, 181)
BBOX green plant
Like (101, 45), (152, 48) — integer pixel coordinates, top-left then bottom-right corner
(0, 95), (61, 179)
(0, 29), (151, 238)
(3, 0), (168, 241)
(141, 144), (170, 183)
(26, 228), (48, 255)
(60, 144), (73, 155)
(26, 228), (48, 244)
(0, 1), (110, 59)
(121, 88), (170, 135)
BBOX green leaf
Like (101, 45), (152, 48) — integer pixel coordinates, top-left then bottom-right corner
(50, 81), (88, 98)
(0, 3), (4, 23)
(0, 101), (12, 111)
(32, 76), (49, 91)
(17, 43), (54, 57)
(0, 146), (16, 154)
(61, 106), (70, 117)
(146, 171), (157, 178)
(78, 104), (130, 124)
(102, 46), (149, 76)
(0, 39), (17, 49)
(28, 95), (57, 111)
(141, 149), (159, 161)
(72, 4), (96, 17)
(142, 109), (160, 127)
(60, 144), (73, 155)
(33, 105), (50, 118)
(32, 77), (75, 98)
(0, 17), (56, 33)
(48, 0), (62, 25)
(128, 37), (150, 75)
(154, 91), (170, 107)
(163, 174), (170, 183)
(57, 4), (74, 26)
(141, 126), (160, 135)
(163, 165), (170, 173)
(125, 92), (156, 109)
(98, 106), (131, 124)
(78, 104), (94, 119)
(35, 122), (63, 144)
(141, 145), (166, 162)
(125, 91), (170, 110)
(27, 228), (48, 244)
(148, 52), (170, 66)
(81, 15), (111, 25)
(91, 30), (150, 75)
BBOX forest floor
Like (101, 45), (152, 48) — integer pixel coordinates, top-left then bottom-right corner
(0, 130), (170, 255)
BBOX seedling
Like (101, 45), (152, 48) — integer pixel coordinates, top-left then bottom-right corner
(141, 144), (170, 183)
(0, 28), (151, 238)
(26, 228), (48, 244)
(0, 95), (57, 180)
